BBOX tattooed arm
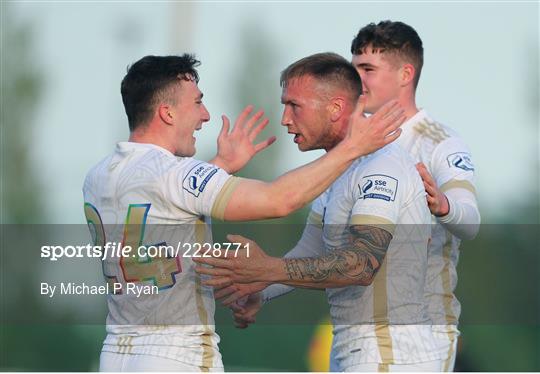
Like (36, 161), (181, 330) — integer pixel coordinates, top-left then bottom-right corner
(193, 225), (392, 289)
(274, 225), (392, 288)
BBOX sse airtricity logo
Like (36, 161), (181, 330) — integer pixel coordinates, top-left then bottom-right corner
(361, 179), (373, 194)
(358, 174), (398, 202)
(447, 152), (474, 171)
(189, 176), (198, 190)
(183, 163), (219, 197)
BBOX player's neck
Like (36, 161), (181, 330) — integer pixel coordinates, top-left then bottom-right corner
(403, 104), (419, 122)
(399, 92), (419, 122)
(128, 129), (176, 155)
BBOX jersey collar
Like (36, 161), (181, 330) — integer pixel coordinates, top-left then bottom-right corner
(398, 109), (429, 139)
(116, 142), (176, 158)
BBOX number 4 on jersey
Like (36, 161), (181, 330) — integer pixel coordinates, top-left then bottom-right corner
(84, 203), (182, 292)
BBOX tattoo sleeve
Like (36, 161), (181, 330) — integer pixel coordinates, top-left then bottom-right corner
(282, 225), (392, 286)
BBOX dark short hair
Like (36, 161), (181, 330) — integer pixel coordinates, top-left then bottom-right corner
(351, 21), (423, 88)
(280, 52), (362, 102)
(121, 54), (200, 131)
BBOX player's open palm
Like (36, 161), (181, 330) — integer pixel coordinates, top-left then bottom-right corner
(416, 162), (449, 216)
(216, 105), (276, 173)
(345, 97), (405, 156)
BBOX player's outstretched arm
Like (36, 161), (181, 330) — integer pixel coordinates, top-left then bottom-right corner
(194, 225), (393, 289)
(220, 100), (405, 221)
(210, 105), (276, 174)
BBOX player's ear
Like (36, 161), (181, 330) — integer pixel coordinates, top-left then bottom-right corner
(400, 63), (415, 87)
(329, 97), (346, 122)
(158, 104), (174, 125)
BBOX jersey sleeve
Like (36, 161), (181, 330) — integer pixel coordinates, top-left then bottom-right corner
(286, 214), (325, 258)
(308, 193), (326, 227)
(167, 159), (236, 218)
(430, 137), (477, 195)
(430, 137), (481, 239)
(348, 155), (406, 234)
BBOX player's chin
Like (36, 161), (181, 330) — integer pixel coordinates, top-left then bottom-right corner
(185, 145), (196, 157)
(367, 98), (387, 115)
(297, 142), (314, 152)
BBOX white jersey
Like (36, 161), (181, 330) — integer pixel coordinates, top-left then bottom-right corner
(310, 144), (439, 368)
(395, 110), (480, 367)
(82, 142), (239, 369)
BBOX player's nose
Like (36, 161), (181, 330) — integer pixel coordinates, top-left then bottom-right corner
(201, 104), (210, 123)
(281, 107), (293, 127)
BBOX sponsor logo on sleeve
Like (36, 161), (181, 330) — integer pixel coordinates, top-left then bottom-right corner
(447, 152), (474, 171)
(183, 163), (219, 197)
(358, 174), (398, 202)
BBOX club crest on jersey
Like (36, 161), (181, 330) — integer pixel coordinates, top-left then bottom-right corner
(358, 174), (398, 202)
(183, 163), (219, 197)
(447, 152), (474, 171)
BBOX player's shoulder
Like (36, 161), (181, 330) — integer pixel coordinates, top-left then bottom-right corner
(83, 152), (115, 187)
(412, 111), (464, 144)
(122, 143), (211, 178)
(357, 143), (414, 172)
(412, 111), (473, 159)
(344, 144), (414, 192)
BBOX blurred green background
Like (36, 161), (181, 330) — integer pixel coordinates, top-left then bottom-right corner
(1, 1), (538, 371)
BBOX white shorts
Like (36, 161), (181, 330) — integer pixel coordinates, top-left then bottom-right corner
(99, 351), (223, 372)
(345, 360), (442, 372)
(432, 325), (460, 372)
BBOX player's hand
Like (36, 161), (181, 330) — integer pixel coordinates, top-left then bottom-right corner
(416, 162), (449, 216)
(193, 234), (277, 285)
(342, 97), (405, 157)
(229, 292), (263, 329)
(212, 105), (276, 174)
(214, 281), (269, 306)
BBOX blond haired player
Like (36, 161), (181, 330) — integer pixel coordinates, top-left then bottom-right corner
(194, 53), (441, 371)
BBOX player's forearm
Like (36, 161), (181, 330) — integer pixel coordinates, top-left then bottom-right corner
(261, 234), (325, 292)
(438, 194), (481, 240)
(438, 188), (481, 240)
(261, 225), (324, 301)
(262, 249), (384, 289)
(265, 225), (392, 288)
(266, 142), (357, 215)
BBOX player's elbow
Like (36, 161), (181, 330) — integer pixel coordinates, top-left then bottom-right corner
(469, 211), (481, 239)
(460, 221), (480, 241)
(352, 267), (382, 287)
(280, 200), (303, 217)
(269, 191), (304, 218)
(354, 277), (376, 287)
(456, 209), (481, 240)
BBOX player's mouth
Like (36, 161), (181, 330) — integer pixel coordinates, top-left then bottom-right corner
(192, 126), (202, 140)
(289, 132), (304, 144)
